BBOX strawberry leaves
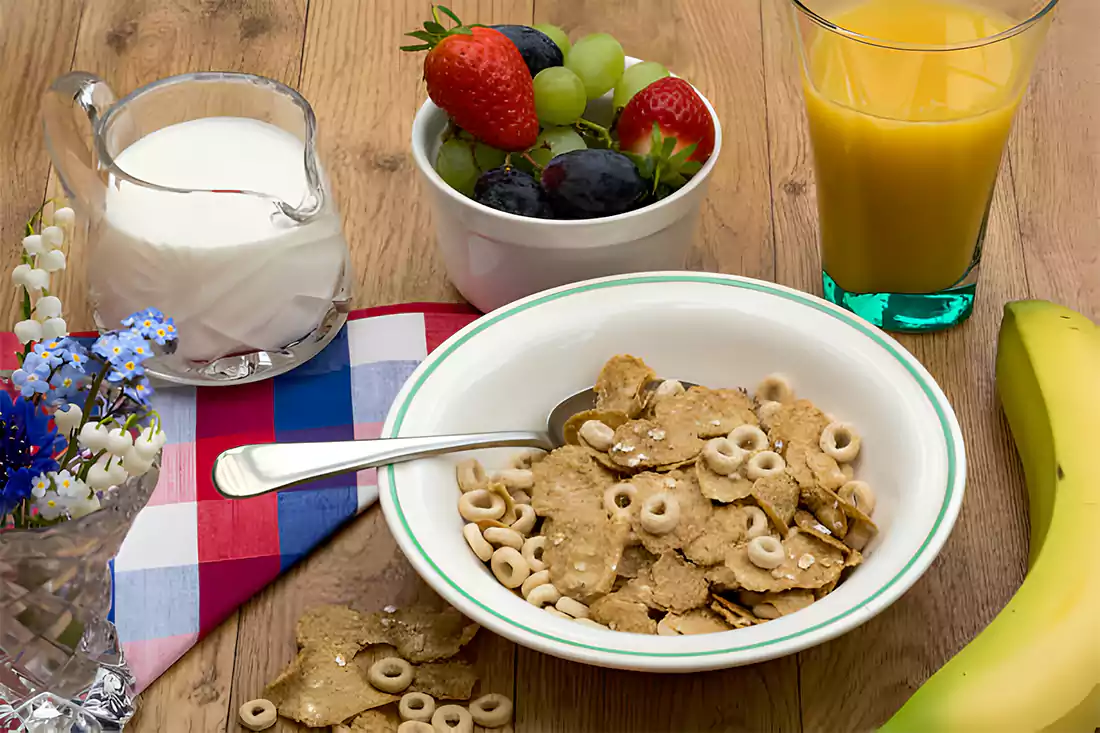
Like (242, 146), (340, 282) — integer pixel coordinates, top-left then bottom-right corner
(624, 122), (703, 197)
(401, 5), (477, 52)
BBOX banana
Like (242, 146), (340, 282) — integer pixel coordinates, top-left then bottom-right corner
(880, 300), (1100, 732)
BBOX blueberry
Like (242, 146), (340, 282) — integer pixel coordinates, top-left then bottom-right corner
(474, 167), (554, 219)
(491, 25), (564, 77)
(540, 149), (646, 219)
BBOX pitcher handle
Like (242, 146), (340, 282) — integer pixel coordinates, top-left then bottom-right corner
(42, 72), (117, 214)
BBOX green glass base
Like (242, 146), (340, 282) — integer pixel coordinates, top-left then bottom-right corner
(822, 271), (975, 333)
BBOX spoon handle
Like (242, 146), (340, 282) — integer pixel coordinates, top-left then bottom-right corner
(213, 431), (552, 499)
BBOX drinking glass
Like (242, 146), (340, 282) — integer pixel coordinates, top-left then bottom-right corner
(789, 0), (1058, 332)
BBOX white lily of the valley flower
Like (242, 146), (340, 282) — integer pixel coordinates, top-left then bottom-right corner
(69, 492), (101, 519)
(14, 319), (43, 344)
(22, 234), (45, 256)
(12, 264), (31, 286)
(41, 225), (64, 250)
(124, 448), (154, 476)
(24, 268), (49, 291)
(35, 295), (62, 320)
(105, 457), (127, 485)
(38, 249), (66, 272)
(54, 404), (83, 433)
(85, 462), (113, 490)
(42, 317), (68, 339)
(53, 207), (75, 228)
(79, 422), (110, 451)
(137, 425), (168, 452)
(106, 427), (133, 456)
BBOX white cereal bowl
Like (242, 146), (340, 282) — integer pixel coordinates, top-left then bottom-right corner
(410, 58), (722, 313)
(379, 272), (966, 672)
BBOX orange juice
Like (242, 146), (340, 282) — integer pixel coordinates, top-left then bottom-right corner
(803, 0), (1030, 294)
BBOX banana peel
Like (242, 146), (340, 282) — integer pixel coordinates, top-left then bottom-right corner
(880, 300), (1100, 733)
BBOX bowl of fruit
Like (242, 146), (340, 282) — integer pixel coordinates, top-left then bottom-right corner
(405, 7), (721, 312)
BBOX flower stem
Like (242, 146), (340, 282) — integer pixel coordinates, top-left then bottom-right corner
(58, 364), (109, 468)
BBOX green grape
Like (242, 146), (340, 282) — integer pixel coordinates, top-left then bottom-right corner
(473, 142), (506, 172)
(533, 23), (571, 60)
(613, 61), (670, 111)
(533, 67), (587, 126)
(435, 139), (479, 197)
(528, 126), (587, 168)
(565, 33), (626, 100)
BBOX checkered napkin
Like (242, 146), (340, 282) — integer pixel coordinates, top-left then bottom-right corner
(97, 304), (478, 693)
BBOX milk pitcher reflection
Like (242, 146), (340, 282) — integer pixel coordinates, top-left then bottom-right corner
(43, 72), (352, 385)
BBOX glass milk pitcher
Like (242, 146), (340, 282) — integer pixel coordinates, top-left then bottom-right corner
(42, 71), (352, 385)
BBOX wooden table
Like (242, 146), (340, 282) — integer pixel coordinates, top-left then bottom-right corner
(2, 1), (1097, 730)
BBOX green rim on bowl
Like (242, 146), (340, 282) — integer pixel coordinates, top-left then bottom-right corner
(385, 274), (959, 658)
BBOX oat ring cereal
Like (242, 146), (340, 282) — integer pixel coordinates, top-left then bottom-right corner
(431, 704), (474, 733)
(756, 374), (794, 403)
(462, 523), (493, 562)
(747, 536), (786, 569)
(397, 722), (434, 733)
(457, 489), (506, 522)
(653, 378), (686, 400)
(820, 421), (862, 463)
(399, 692), (436, 722)
(640, 492), (680, 535)
(521, 569), (551, 598)
(743, 505), (770, 539)
(839, 480), (876, 515)
(728, 424), (769, 453)
(367, 657), (414, 694)
(573, 617), (608, 630)
(456, 458), (488, 492)
(526, 583), (562, 608)
(483, 526), (524, 550)
(746, 450), (786, 480)
(555, 596), (591, 619)
(521, 535), (548, 572)
(702, 437), (745, 476)
(469, 693), (514, 728)
(603, 482), (638, 518)
(579, 419), (615, 451)
(496, 467), (535, 490)
(510, 503), (537, 534)
(238, 699), (277, 731)
(753, 603), (782, 619)
(490, 546), (530, 588)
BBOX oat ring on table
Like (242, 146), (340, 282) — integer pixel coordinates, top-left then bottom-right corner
(821, 421), (862, 463)
(702, 437), (745, 476)
(510, 503), (537, 534)
(746, 450), (786, 480)
(743, 505), (770, 539)
(469, 693), (514, 728)
(238, 699), (276, 731)
(603, 482), (638, 518)
(839, 480), (876, 515)
(368, 656), (414, 694)
(397, 722), (434, 733)
(490, 546), (531, 588)
(456, 458), (488, 492)
(399, 692), (436, 723)
(729, 424), (769, 453)
(640, 491), (680, 535)
(756, 374), (794, 403)
(432, 704), (474, 733)
(521, 535), (548, 572)
(747, 535), (786, 569)
(579, 419), (615, 451)
(458, 488), (506, 522)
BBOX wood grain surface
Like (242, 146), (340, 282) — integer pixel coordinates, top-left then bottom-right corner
(0, 1), (1096, 731)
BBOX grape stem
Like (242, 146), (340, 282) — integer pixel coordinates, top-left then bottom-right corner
(519, 152), (544, 172)
(573, 118), (614, 150)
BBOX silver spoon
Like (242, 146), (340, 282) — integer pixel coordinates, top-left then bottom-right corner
(212, 381), (693, 499)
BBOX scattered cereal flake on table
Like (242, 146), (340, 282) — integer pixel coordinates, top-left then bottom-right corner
(265, 644), (399, 727)
(530, 445), (617, 519)
(346, 707), (401, 733)
(708, 595), (760, 628)
(653, 386), (758, 439)
(595, 354), (656, 417)
(683, 505), (754, 566)
(563, 408), (631, 447)
(609, 419), (702, 470)
(695, 460), (754, 503)
(630, 470), (712, 555)
(617, 544), (659, 578)
(765, 399), (831, 447)
(410, 660), (478, 700)
(544, 514), (631, 602)
(741, 589), (815, 617)
(797, 481), (849, 538)
(645, 552), (710, 613)
(751, 472), (800, 531)
(723, 529), (845, 592)
(361, 606), (479, 664)
(590, 592), (658, 634)
(663, 607), (733, 634)
(295, 604), (373, 651)
(785, 440), (847, 491)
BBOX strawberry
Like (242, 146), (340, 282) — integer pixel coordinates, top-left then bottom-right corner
(616, 77), (715, 189)
(402, 6), (538, 152)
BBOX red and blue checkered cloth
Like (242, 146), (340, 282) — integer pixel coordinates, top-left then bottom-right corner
(95, 303), (477, 692)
